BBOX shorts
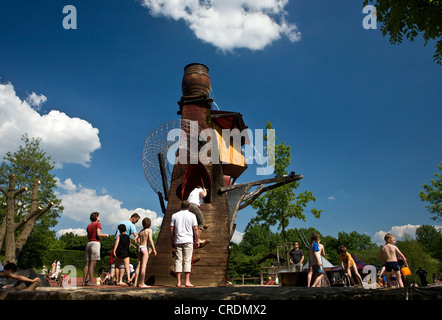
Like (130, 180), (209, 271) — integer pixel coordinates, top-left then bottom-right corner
(85, 241), (101, 261)
(312, 265), (324, 274)
(385, 261), (400, 272)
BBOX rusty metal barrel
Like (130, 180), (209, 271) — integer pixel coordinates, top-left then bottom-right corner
(181, 63), (211, 98)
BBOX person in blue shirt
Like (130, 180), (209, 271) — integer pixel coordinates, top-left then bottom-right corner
(307, 233), (325, 287)
(112, 213), (140, 284)
(116, 213), (140, 240)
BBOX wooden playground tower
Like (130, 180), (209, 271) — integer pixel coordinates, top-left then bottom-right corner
(145, 63), (302, 286)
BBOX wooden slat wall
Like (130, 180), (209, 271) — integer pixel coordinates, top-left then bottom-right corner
(145, 104), (232, 287)
(146, 163), (231, 287)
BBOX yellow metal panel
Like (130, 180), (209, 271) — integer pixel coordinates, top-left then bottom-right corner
(214, 124), (246, 167)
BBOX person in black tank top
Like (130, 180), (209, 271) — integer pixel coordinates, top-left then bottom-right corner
(116, 233), (130, 258)
(113, 224), (133, 285)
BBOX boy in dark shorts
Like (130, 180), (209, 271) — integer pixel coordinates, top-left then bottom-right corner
(379, 233), (408, 288)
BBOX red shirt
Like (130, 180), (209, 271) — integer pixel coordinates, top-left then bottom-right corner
(87, 222), (102, 242)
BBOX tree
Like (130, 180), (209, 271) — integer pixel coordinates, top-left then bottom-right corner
(0, 135), (62, 264)
(285, 227), (317, 250)
(397, 238), (440, 285)
(250, 122), (322, 243)
(18, 224), (58, 268)
(240, 223), (281, 256)
(363, 0), (442, 65)
(228, 242), (262, 281)
(337, 230), (377, 252)
(419, 161), (442, 221)
(230, 223), (284, 280)
(415, 225), (442, 260)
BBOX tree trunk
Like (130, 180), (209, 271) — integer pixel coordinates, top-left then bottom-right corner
(0, 174), (53, 264)
(15, 181), (43, 257)
(4, 195), (17, 264)
(1, 174), (22, 264)
(0, 221), (6, 252)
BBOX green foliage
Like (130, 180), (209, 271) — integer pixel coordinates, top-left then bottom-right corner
(0, 134), (63, 224)
(228, 225), (441, 284)
(416, 225), (442, 260)
(42, 249), (86, 271)
(355, 246), (384, 268)
(396, 239), (440, 285)
(320, 235), (340, 265)
(228, 242), (261, 280)
(419, 162), (442, 221)
(240, 223), (281, 256)
(17, 227), (57, 269)
(251, 122), (322, 243)
(285, 228), (317, 249)
(363, 0), (442, 65)
(58, 233), (89, 251)
(0, 134), (63, 265)
(337, 231), (378, 252)
(36, 233), (138, 276)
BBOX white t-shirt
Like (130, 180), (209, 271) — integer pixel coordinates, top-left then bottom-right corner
(170, 210), (198, 244)
(188, 188), (203, 206)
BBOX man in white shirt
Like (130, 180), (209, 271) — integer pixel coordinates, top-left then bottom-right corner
(187, 186), (207, 246)
(170, 201), (200, 287)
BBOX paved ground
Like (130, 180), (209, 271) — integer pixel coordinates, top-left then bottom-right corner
(2, 282), (440, 319)
(3, 281), (441, 301)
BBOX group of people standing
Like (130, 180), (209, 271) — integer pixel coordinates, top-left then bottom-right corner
(78, 181), (430, 290)
(289, 232), (411, 288)
(84, 212), (156, 287)
(83, 185), (208, 288)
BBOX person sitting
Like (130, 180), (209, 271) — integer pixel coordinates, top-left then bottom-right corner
(0, 262), (41, 299)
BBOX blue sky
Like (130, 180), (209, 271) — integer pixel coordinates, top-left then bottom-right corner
(1, 0), (441, 245)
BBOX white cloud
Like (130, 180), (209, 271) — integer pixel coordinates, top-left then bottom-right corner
(56, 178), (162, 231)
(373, 224), (442, 245)
(0, 81), (101, 168)
(140, 0), (301, 51)
(231, 229), (244, 244)
(373, 224), (421, 245)
(328, 196), (336, 200)
(26, 92), (47, 110)
(57, 228), (87, 237)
